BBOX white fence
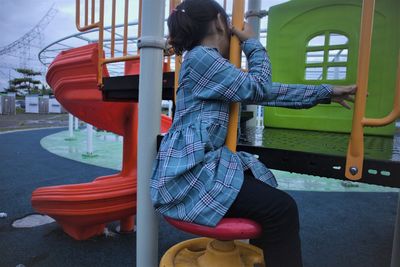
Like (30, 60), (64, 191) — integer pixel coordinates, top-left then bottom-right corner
(49, 98), (64, 113)
(25, 95), (65, 114)
(0, 93), (16, 115)
(25, 95), (39, 113)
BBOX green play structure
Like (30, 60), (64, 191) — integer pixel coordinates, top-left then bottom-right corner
(265, 0), (399, 136)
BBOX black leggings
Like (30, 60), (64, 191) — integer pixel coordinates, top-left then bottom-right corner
(225, 172), (303, 267)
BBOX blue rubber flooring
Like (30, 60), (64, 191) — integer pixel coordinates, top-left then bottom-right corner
(0, 128), (398, 267)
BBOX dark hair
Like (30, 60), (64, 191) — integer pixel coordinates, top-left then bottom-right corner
(167, 0), (229, 55)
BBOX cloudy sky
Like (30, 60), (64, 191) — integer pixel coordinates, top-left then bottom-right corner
(0, 0), (288, 91)
(0, 0), (76, 90)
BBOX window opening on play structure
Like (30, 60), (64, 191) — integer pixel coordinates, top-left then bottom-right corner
(305, 32), (349, 81)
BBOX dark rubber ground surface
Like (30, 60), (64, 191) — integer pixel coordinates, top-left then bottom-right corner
(0, 128), (397, 267)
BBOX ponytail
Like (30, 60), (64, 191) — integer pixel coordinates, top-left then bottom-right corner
(167, 0), (228, 55)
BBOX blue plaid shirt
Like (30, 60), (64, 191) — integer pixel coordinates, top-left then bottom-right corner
(151, 38), (332, 226)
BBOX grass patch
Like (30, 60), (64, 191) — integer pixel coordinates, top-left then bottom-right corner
(16, 108), (25, 114)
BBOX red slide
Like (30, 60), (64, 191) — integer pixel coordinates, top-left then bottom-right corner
(31, 44), (171, 240)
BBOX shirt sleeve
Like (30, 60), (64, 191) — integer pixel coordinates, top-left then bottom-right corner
(188, 38), (333, 108)
(188, 38), (272, 103)
(259, 83), (333, 109)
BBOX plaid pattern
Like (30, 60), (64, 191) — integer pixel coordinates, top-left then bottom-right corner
(151, 38), (333, 227)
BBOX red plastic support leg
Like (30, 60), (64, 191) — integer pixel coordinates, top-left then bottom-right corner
(120, 215), (135, 233)
(60, 222), (106, 241)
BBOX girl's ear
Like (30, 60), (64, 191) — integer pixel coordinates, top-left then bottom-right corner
(215, 13), (225, 32)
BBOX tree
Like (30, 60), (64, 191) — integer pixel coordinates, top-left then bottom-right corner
(7, 68), (42, 96)
(41, 84), (53, 96)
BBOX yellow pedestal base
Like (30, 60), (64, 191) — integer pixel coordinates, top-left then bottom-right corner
(160, 237), (265, 267)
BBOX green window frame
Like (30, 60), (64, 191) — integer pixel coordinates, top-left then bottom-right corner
(305, 31), (349, 81)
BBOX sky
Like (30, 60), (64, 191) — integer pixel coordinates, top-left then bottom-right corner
(0, 0), (77, 91)
(0, 0), (288, 92)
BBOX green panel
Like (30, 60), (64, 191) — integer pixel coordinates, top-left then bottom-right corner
(264, 0), (399, 136)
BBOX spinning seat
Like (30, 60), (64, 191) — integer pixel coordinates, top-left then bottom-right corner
(160, 217), (266, 267)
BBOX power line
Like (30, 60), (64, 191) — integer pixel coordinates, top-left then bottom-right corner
(0, 4), (58, 56)
(0, 4), (57, 90)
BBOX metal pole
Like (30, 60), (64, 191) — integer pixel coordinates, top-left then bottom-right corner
(345, 0), (375, 180)
(68, 114), (74, 138)
(168, 100), (173, 117)
(247, 0), (261, 41)
(245, 0), (261, 128)
(136, 0), (165, 266)
(74, 116), (79, 130)
(87, 123), (93, 154)
(225, 0), (245, 151)
(391, 191), (400, 267)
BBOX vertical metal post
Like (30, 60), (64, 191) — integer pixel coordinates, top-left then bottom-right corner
(74, 117), (79, 131)
(168, 101), (173, 117)
(171, 0), (182, 102)
(345, 0), (375, 180)
(111, 0), (116, 57)
(225, 0), (245, 151)
(245, 0), (261, 128)
(391, 192), (400, 267)
(68, 114), (74, 138)
(97, 0), (104, 85)
(136, 0), (165, 266)
(247, 0), (261, 37)
(86, 123), (93, 154)
(138, 0), (143, 39)
(123, 0), (129, 56)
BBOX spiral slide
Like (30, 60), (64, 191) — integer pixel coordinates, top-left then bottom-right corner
(31, 44), (171, 240)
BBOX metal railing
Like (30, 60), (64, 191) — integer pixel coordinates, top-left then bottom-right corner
(74, 0), (400, 181)
(345, 0), (400, 180)
(169, 0), (182, 103)
(76, 0), (141, 85)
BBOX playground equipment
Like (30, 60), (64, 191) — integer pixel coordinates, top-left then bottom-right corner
(31, 42), (172, 240)
(67, 114), (75, 139)
(83, 123), (95, 157)
(32, 0), (399, 265)
(161, 218), (264, 267)
(160, 0), (399, 266)
(262, 0), (400, 181)
(265, 0), (399, 136)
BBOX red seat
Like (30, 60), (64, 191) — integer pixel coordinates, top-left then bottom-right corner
(165, 217), (262, 240)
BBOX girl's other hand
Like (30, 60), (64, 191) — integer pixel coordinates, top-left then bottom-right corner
(331, 85), (357, 109)
(231, 22), (256, 42)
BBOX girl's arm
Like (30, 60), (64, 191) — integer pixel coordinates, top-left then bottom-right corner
(189, 38), (273, 103)
(258, 83), (332, 109)
(260, 83), (357, 109)
(189, 38), (334, 108)
(188, 38), (357, 109)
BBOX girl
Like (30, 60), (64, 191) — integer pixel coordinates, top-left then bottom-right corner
(151, 0), (356, 266)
